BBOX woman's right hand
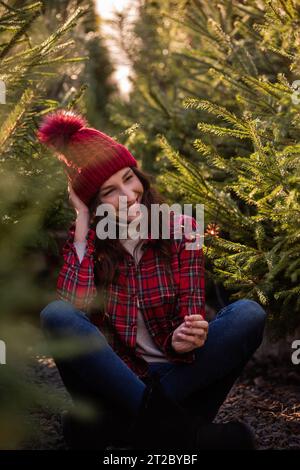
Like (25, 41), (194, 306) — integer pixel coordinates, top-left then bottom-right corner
(67, 181), (89, 215)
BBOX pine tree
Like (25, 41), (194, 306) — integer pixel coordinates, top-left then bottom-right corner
(156, 0), (300, 337)
(105, 0), (197, 175)
(0, 0), (99, 449)
(108, 0), (300, 336)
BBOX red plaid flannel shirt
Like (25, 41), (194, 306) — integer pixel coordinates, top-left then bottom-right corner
(56, 214), (205, 379)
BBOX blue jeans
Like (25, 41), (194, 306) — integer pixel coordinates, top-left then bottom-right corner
(40, 298), (266, 423)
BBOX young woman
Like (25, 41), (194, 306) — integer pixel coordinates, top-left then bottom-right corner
(38, 110), (267, 451)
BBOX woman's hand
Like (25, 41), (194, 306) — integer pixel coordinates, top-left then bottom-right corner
(171, 314), (209, 354)
(67, 181), (89, 216)
(67, 179), (90, 243)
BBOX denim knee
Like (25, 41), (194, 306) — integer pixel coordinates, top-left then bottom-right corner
(228, 298), (267, 356)
(233, 298), (267, 347)
(235, 298), (267, 325)
(40, 299), (79, 331)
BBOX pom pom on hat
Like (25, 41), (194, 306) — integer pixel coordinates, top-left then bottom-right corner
(37, 109), (87, 152)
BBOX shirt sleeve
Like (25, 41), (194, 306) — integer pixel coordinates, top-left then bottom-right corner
(56, 221), (98, 312)
(162, 214), (205, 358)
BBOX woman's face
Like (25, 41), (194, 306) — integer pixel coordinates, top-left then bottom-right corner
(98, 167), (144, 222)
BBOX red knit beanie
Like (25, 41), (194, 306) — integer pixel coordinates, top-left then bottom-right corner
(36, 109), (138, 206)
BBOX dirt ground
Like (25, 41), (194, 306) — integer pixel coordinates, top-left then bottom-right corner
(20, 355), (300, 450)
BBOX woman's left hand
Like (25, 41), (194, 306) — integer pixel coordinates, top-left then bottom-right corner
(180, 314), (209, 347)
(172, 314), (209, 353)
